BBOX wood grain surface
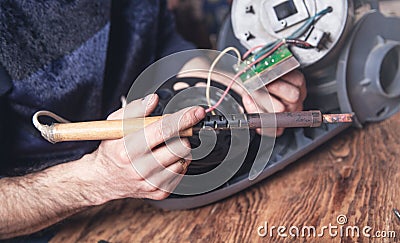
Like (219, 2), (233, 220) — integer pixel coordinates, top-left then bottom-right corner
(50, 109), (400, 243)
(51, 2), (400, 242)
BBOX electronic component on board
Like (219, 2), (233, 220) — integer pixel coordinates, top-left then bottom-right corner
(234, 44), (300, 91)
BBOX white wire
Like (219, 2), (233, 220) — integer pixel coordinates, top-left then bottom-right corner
(206, 47), (242, 114)
(32, 110), (70, 143)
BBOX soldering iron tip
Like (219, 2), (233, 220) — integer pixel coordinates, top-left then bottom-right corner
(322, 113), (354, 123)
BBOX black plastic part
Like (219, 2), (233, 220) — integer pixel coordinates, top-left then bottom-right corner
(148, 76), (352, 210)
(274, 0), (298, 21)
(152, 77), (256, 175)
(150, 123), (350, 210)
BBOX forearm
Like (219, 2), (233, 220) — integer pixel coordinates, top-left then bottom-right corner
(0, 153), (106, 239)
(0, 98), (205, 239)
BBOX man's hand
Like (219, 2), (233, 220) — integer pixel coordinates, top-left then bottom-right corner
(242, 70), (307, 136)
(88, 94), (206, 203)
(0, 94), (205, 239)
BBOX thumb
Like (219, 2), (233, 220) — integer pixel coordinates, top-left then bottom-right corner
(107, 94), (159, 120)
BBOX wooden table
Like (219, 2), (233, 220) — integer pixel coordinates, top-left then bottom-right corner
(50, 111), (400, 242)
(51, 2), (400, 242)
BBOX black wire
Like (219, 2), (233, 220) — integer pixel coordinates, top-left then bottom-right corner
(285, 39), (314, 49)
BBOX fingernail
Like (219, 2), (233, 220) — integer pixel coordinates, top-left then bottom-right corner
(194, 107), (205, 120)
(142, 94), (155, 106)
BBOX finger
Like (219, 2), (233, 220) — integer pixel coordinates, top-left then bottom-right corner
(166, 157), (191, 175)
(280, 70), (305, 87)
(243, 89), (285, 113)
(267, 72), (305, 113)
(142, 106), (205, 150)
(158, 171), (186, 194)
(255, 127), (285, 137)
(162, 137), (192, 163)
(284, 101), (303, 113)
(107, 94), (159, 120)
(243, 87), (289, 136)
(124, 94), (159, 118)
(266, 80), (301, 105)
(137, 138), (191, 177)
(242, 94), (264, 114)
(280, 70), (307, 102)
(149, 156), (192, 193)
(249, 87), (274, 112)
(124, 107), (204, 159)
(147, 190), (171, 200)
(242, 92), (285, 136)
(269, 78), (304, 112)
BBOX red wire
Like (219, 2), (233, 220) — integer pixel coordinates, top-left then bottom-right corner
(242, 44), (265, 59)
(205, 41), (285, 113)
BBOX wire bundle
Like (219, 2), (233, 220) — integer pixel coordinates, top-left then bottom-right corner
(205, 6), (332, 113)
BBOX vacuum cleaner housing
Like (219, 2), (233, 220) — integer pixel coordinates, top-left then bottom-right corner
(150, 0), (400, 210)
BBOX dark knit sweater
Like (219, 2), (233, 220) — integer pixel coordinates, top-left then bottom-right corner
(0, 0), (193, 176)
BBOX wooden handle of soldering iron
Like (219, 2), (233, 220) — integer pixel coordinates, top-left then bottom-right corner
(48, 116), (193, 143)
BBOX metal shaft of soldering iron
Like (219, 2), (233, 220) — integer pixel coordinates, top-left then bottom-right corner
(194, 110), (353, 131)
(253, 110), (353, 127)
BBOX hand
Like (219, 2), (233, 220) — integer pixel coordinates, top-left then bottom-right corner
(242, 70), (307, 136)
(89, 94), (206, 202)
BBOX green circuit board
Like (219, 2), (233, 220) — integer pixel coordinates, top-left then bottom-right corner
(238, 45), (294, 82)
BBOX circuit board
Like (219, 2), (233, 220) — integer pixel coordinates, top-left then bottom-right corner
(235, 45), (300, 91)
